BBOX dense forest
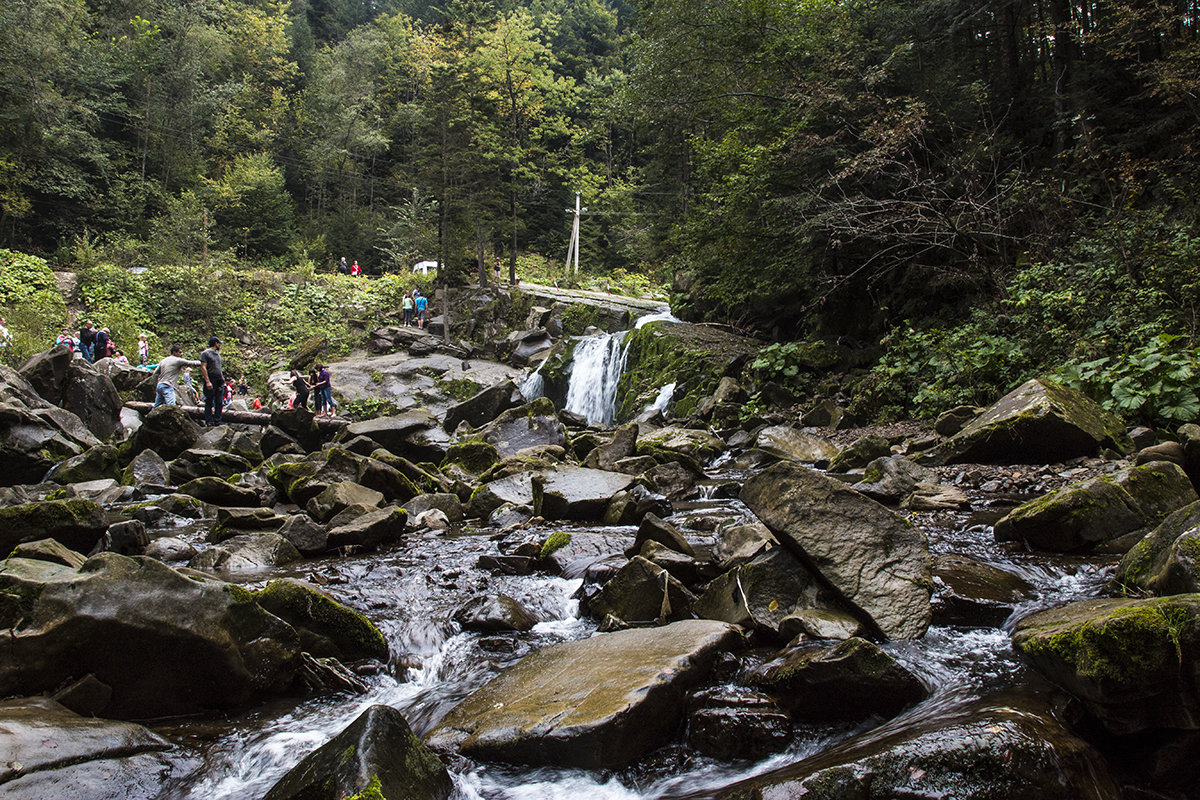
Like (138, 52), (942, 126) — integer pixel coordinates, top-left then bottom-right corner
(4, 0), (1200, 426)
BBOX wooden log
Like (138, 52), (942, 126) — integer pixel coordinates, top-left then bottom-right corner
(123, 402), (349, 429)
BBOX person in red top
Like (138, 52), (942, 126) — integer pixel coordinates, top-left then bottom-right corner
(351, 260), (362, 277)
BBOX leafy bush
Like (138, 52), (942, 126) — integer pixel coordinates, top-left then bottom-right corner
(340, 397), (401, 421)
(1057, 334), (1200, 427)
(0, 249), (67, 365)
(750, 340), (838, 390)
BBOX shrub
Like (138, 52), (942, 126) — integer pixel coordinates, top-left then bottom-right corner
(0, 249), (67, 365)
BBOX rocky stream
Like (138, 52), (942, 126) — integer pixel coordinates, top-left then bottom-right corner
(4, 285), (1200, 800)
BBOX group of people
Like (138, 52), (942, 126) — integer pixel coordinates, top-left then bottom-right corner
(337, 256), (363, 277)
(288, 364), (338, 416)
(401, 288), (429, 328)
(150, 336), (230, 426)
(54, 321), (153, 367)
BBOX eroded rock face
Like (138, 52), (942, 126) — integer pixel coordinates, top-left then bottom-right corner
(0, 554), (299, 718)
(922, 378), (1132, 465)
(994, 460), (1197, 552)
(264, 705), (451, 800)
(709, 690), (1121, 800)
(1013, 594), (1200, 734)
(19, 347), (123, 440)
(741, 462), (933, 640)
(0, 697), (174, 800)
(424, 619), (743, 768)
(0, 366), (100, 485)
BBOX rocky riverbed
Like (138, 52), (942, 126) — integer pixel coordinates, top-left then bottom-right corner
(5, 298), (1200, 800)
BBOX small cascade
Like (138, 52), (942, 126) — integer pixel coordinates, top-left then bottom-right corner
(518, 362), (545, 401)
(564, 331), (628, 425)
(645, 381), (675, 415)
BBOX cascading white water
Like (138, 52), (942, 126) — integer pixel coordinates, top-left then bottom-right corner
(518, 365), (545, 401)
(646, 381), (675, 415)
(564, 332), (628, 425)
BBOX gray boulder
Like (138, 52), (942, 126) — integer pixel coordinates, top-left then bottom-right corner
(586, 556), (697, 625)
(827, 434), (891, 472)
(442, 380), (519, 432)
(0, 554), (299, 718)
(342, 410), (441, 458)
(994, 460), (1198, 552)
(306, 481), (384, 523)
(277, 514), (329, 556)
(124, 404), (199, 462)
(424, 619), (742, 768)
(253, 579), (388, 661)
(453, 594), (539, 632)
(178, 476), (261, 507)
(686, 686), (792, 761)
(921, 378), (1132, 465)
(755, 425), (840, 464)
(932, 554), (1035, 627)
(325, 505), (407, 550)
(852, 456), (938, 504)
(168, 448), (253, 484)
(708, 690), (1120, 800)
(189, 533), (303, 571)
(0, 697), (174, 800)
(478, 397), (567, 459)
(121, 448), (169, 486)
(741, 462), (932, 639)
(19, 347), (122, 440)
(696, 547), (845, 639)
(263, 705), (451, 800)
(1114, 501), (1200, 595)
(44, 443), (119, 484)
(748, 637), (927, 721)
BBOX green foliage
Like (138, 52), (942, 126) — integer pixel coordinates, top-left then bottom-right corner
(340, 397), (401, 421)
(0, 250), (68, 365)
(750, 341), (838, 390)
(540, 531), (571, 558)
(1058, 335), (1200, 428)
(852, 321), (1028, 421)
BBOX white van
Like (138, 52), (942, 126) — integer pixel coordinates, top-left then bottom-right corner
(412, 260), (438, 274)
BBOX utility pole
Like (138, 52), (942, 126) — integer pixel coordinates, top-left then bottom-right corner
(565, 192), (584, 275)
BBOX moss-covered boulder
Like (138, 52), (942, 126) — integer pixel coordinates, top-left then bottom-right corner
(325, 505), (407, 550)
(1012, 594), (1200, 734)
(122, 404), (199, 463)
(44, 443), (119, 485)
(189, 533), (303, 571)
(1114, 501), (1200, 596)
(264, 705), (451, 800)
(921, 378), (1132, 465)
(852, 456), (938, 504)
(994, 460), (1197, 552)
(0, 499), (107, 556)
(637, 426), (724, 468)
(443, 441), (501, 475)
(178, 476), (261, 507)
(168, 448), (253, 485)
(0, 553), (299, 718)
(7, 538), (87, 569)
(707, 689), (1120, 799)
(305, 481), (384, 523)
(253, 579), (388, 661)
(0, 397), (97, 486)
(827, 434), (891, 472)
(424, 619), (743, 768)
(121, 448), (169, 486)
(742, 462), (932, 640)
(748, 637), (928, 721)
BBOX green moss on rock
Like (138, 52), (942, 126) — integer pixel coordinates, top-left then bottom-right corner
(254, 579), (388, 661)
(540, 531), (572, 559)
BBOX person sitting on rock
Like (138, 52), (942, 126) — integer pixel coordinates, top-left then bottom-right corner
(151, 346), (202, 408)
(55, 328), (76, 352)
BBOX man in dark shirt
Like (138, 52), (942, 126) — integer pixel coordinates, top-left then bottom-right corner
(78, 321), (96, 363)
(199, 336), (225, 426)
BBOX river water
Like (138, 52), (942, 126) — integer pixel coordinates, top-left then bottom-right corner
(144, 463), (1113, 800)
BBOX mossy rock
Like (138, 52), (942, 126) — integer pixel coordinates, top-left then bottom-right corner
(253, 579), (388, 661)
(1113, 500), (1200, 596)
(288, 335), (329, 371)
(45, 444), (120, 485)
(540, 531), (572, 559)
(444, 441), (501, 476)
(0, 499), (108, 557)
(1012, 593), (1200, 733)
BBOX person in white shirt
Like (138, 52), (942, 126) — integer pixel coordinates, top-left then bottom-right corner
(151, 346), (203, 407)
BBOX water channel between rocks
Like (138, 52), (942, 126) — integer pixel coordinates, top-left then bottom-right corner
(146, 458), (1113, 800)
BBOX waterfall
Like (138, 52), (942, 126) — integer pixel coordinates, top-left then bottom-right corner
(646, 381), (675, 415)
(564, 331), (629, 426)
(518, 362), (545, 401)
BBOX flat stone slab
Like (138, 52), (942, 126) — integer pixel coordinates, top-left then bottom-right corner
(425, 619), (742, 768)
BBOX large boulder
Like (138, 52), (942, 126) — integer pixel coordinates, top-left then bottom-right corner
(44, 443), (120, 484)
(253, 579), (388, 661)
(19, 346), (122, 440)
(168, 448), (254, 484)
(123, 404), (200, 462)
(263, 705), (451, 800)
(189, 533), (303, 571)
(1114, 501), (1200, 595)
(695, 547), (845, 639)
(741, 462), (932, 639)
(121, 448), (169, 486)
(178, 476), (261, 507)
(921, 378), (1132, 465)
(0, 697), (174, 800)
(471, 466), (636, 521)
(341, 410), (441, 459)
(637, 426), (724, 467)
(477, 397), (567, 459)
(1012, 594), (1200, 733)
(306, 481), (384, 523)
(0, 554), (299, 718)
(0, 367), (100, 486)
(585, 556), (697, 625)
(932, 553), (1035, 627)
(442, 380), (520, 432)
(325, 505), (407, 550)
(994, 460), (1198, 552)
(755, 425), (840, 464)
(747, 637), (928, 721)
(708, 690), (1120, 800)
(424, 619), (742, 768)
(0, 499), (108, 556)
(852, 456), (938, 504)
